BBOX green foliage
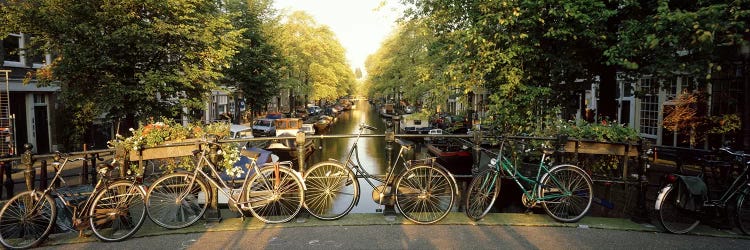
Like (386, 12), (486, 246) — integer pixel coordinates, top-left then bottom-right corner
(223, 0), (282, 118)
(2, 0), (242, 147)
(274, 11), (355, 104)
(548, 119), (640, 143)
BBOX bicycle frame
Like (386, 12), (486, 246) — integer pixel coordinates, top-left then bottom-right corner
(32, 157), (109, 231)
(343, 139), (409, 190)
(711, 156), (750, 206)
(180, 147), (303, 211)
(490, 143), (571, 205)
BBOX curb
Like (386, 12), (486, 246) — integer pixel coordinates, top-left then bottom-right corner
(41, 211), (750, 247)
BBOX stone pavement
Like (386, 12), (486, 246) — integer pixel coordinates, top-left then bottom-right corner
(41, 210), (750, 248)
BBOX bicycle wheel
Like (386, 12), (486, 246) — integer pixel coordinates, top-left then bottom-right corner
(146, 173), (209, 229)
(246, 166), (305, 223)
(539, 165), (593, 222)
(464, 169), (501, 221)
(303, 161), (359, 220)
(0, 190), (56, 249)
(734, 187), (750, 235)
(395, 165), (455, 224)
(90, 181), (147, 242)
(657, 185), (700, 234)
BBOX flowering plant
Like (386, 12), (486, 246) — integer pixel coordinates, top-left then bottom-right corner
(551, 119), (639, 143)
(109, 117), (239, 175)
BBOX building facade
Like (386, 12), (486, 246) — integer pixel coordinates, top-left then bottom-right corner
(2, 33), (58, 154)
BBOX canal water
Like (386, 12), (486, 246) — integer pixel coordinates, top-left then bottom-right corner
(306, 99), (399, 214)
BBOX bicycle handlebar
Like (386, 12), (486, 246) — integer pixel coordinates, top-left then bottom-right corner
(718, 147), (750, 158)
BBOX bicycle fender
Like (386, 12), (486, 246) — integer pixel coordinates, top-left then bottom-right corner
(655, 184), (673, 211)
(291, 168), (307, 191)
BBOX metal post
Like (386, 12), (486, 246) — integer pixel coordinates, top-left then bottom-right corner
(383, 129), (396, 217)
(22, 144), (35, 191)
(296, 131), (306, 173)
(0, 161), (8, 198)
(39, 160), (48, 189)
(89, 154), (97, 185)
(205, 142), (221, 222)
(81, 144), (88, 185)
(631, 139), (651, 223)
(743, 52), (750, 151)
(472, 126), (482, 174)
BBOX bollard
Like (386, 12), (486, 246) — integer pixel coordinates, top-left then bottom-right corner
(0, 161), (8, 199)
(631, 139), (651, 223)
(296, 131), (306, 173)
(81, 144), (89, 185)
(472, 125), (482, 175)
(392, 116), (400, 134)
(89, 153), (98, 185)
(39, 160), (48, 189)
(205, 141), (222, 222)
(22, 144), (35, 191)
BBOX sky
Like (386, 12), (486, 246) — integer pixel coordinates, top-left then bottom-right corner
(272, 0), (405, 75)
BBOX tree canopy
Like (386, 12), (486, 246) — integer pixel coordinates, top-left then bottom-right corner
(274, 11), (355, 104)
(1, 0), (242, 147)
(386, 0), (749, 136)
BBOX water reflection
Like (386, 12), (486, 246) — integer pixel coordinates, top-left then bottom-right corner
(307, 100), (390, 213)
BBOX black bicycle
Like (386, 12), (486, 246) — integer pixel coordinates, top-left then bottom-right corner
(303, 123), (458, 224)
(0, 153), (147, 249)
(655, 147), (750, 234)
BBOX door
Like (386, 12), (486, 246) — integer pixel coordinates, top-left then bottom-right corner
(33, 106), (49, 154)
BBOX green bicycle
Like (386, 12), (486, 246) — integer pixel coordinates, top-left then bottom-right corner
(465, 139), (593, 222)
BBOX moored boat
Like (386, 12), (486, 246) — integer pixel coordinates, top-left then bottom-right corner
(425, 139), (474, 177)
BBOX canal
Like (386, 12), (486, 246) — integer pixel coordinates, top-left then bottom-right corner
(306, 99), (404, 214)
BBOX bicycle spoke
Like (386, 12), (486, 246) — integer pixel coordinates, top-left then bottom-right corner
(396, 166), (454, 224)
(0, 191), (56, 249)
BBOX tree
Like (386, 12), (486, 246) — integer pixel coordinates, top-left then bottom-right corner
(274, 11), (355, 106)
(1, 0), (241, 149)
(222, 0), (282, 121)
(400, 0), (748, 137)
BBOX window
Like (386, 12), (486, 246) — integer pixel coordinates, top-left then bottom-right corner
(3, 34), (22, 63)
(639, 78), (659, 138)
(34, 94), (47, 105)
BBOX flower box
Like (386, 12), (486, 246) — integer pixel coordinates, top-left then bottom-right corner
(563, 140), (638, 157)
(128, 140), (200, 161)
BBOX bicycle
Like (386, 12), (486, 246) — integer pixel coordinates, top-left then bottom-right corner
(655, 147), (750, 234)
(464, 139), (594, 222)
(0, 153), (147, 249)
(145, 139), (305, 228)
(303, 123), (458, 224)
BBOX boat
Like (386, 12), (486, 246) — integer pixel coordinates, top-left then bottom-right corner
(425, 138), (474, 178)
(380, 103), (396, 118)
(400, 113), (431, 134)
(264, 118), (315, 167)
(313, 115), (333, 134)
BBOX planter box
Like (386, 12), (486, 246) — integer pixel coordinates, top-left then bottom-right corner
(563, 141), (638, 157)
(562, 140), (641, 180)
(128, 140), (201, 161)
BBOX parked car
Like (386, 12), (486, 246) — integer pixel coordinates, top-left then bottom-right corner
(307, 105), (322, 116)
(251, 118), (276, 137)
(300, 124), (315, 135)
(230, 124), (254, 139)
